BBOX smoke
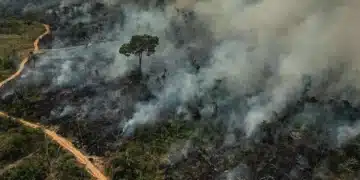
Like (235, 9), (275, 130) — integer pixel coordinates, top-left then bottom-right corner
(337, 122), (360, 146)
(174, 0), (360, 137)
(2, 0), (360, 158)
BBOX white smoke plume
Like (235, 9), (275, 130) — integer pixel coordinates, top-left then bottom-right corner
(2, 0), (360, 147)
(123, 0), (360, 138)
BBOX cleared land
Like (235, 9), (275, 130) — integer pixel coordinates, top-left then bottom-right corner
(0, 18), (44, 81)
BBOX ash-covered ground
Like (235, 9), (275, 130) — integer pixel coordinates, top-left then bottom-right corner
(1, 0), (360, 179)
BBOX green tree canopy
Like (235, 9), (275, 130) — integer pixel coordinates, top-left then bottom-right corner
(119, 34), (159, 57)
(119, 34), (159, 76)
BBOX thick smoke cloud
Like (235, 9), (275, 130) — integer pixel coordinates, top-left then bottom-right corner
(180, 0), (360, 140)
(3, 0), (360, 150)
(124, 0), (360, 142)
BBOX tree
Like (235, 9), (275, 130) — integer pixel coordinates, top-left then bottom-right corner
(119, 34), (159, 76)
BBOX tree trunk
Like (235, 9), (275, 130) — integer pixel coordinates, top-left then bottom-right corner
(138, 53), (143, 76)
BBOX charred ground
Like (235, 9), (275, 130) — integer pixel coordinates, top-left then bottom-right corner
(1, 0), (360, 180)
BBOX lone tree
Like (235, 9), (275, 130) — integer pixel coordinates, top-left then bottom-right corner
(119, 34), (159, 76)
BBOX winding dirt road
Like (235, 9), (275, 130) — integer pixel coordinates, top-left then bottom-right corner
(0, 24), (108, 180)
(0, 24), (49, 88)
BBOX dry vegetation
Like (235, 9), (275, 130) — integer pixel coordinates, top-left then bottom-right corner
(0, 18), (44, 81)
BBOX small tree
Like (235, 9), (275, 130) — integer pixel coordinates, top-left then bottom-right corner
(119, 34), (159, 76)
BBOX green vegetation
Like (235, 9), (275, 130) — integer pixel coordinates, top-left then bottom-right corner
(2, 80), (360, 179)
(103, 119), (360, 180)
(119, 34), (159, 76)
(0, 18), (44, 80)
(0, 117), (91, 180)
(4, 84), (360, 179)
(106, 120), (194, 180)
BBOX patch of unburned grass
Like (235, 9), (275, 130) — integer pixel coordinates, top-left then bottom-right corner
(0, 18), (44, 80)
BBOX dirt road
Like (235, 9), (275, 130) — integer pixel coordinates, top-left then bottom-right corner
(0, 24), (108, 180)
(0, 24), (49, 88)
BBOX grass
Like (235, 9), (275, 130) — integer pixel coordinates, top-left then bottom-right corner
(0, 116), (91, 180)
(0, 18), (44, 81)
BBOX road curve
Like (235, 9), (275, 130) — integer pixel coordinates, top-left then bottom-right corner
(0, 24), (108, 180)
(0, 24), (49, 88)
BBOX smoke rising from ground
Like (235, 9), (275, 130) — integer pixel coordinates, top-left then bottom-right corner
(2, 0), (360, 150)
(184, 0), (360, 139)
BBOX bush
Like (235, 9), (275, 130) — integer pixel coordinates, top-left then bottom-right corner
(2, 159), (47, 180)
(0, 118), (90, 180)
(54, 153), (91, 180)
(106, 120), (194, 180)
(0, 57), (14, 70)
